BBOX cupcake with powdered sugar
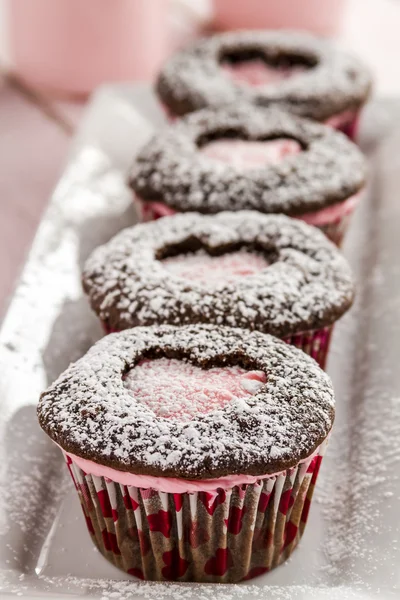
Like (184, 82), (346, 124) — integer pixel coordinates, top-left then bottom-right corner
(82, 211), (355, 368)
(129, 105), (367, 245)
(156, 29), (371, 139)
(38, 324), (335, 582)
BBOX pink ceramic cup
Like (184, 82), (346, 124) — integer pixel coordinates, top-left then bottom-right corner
(8, 0), (169, 97)
(213, 0), (347, 36)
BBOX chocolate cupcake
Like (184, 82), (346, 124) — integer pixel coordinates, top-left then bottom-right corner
(82, 211), (355, 368)
(129, 105), (367, 245)
(37, 324), (335, 582)
(156, 30), (372, 139)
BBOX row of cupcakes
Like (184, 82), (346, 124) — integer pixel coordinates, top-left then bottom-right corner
(37, 30), (370, 584)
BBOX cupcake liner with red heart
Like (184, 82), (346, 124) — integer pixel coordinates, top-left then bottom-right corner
(64, 440), (327, 583)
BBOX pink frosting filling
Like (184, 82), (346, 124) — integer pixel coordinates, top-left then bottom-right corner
(162, 249), (269, 286)
(221, 59), (306, 87)
(65, 446), (320, 494)
(123, 357), (266, 422)
(201, 138), (301, 169)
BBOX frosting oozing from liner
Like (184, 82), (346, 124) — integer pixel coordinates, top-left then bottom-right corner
(200, 138), (301, 169)
(162, 248), (269, 286)
(221, 59), (306, 87)
(65, 443), (322, 494)
(123, 358), (266, 421)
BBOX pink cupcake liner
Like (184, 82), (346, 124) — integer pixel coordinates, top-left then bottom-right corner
(340, 114), (359, 141)
(301, 192), (361, 247)
(314, 211), (354, 247)
(133, 194), (359, 247)
(133, 196), (175, 222)
(102, 323), (333, 369)
(325, 110), (360, 141)
(64, 440), (327, 583)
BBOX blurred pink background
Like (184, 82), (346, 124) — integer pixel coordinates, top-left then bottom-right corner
(8, 0), (170, 96)
(2, 0), (396, 96)
(213, 0), (347, 35)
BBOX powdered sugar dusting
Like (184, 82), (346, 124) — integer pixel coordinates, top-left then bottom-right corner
(162, 248), (269, 287)
(123, 358), (266, 421)
(156, 30), (372, 120)
(38, 324), (334, 478)
(83, 211), (354, 337)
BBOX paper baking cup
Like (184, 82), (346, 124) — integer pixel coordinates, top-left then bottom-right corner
(64, 440), (327, 583)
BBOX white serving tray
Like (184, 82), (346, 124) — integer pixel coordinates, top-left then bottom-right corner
(0, 85), (399, 600)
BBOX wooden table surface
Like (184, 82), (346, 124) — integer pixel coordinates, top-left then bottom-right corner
(0, 0), (399, 320)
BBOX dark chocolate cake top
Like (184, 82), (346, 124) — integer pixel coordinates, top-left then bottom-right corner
(38, 324), (335, 478)
(83, 211), (355, 337)
(130, 105), (366, 215)
(156, 30), (372, 119)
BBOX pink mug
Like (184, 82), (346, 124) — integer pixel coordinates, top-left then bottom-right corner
(213, 0), (347, 36)
(8, 0), (169, 97)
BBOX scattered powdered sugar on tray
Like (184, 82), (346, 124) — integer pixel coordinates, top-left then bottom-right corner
(316, 389), (400, 584)
(311, 169), (400, 589)
(2, 573), (380, 600)
(0, 435), (66, 537)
